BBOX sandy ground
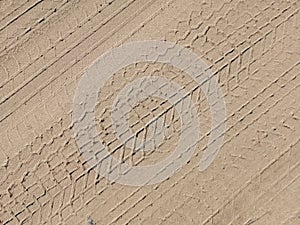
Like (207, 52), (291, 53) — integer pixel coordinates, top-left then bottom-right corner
(0, 0), (300, 224)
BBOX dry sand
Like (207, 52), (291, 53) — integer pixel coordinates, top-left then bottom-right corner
(0, 0), (299, 224)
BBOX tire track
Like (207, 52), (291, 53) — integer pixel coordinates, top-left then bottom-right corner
(0, 0), (113, 87)
(0, 0), (299, 223)
(0, 0), (32, 23)
(0, 0), (162, 123)
(86, 8), (299, 219)
(82, 4), (299, 221)
(0, 0), (126, 100)
(0, 0), (70, 54)
(103, 58), (300, 224)
(0, 0), (45, 32)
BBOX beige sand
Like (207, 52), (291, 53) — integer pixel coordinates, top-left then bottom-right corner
(0, 0), (299, 224)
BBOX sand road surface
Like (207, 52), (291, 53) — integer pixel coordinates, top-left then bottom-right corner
(0, 0), (300, 224)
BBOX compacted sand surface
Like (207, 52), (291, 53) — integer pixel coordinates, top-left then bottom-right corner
(0, 0), (299, 224)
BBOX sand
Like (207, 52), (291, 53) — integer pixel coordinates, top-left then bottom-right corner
(0, 0), (299, 224)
